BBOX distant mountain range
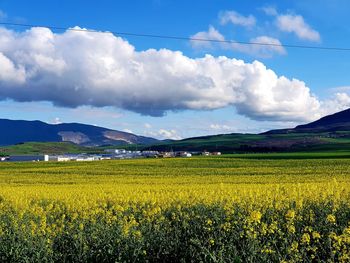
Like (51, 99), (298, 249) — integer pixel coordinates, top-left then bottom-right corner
(1, 108), (350, 153)
(0, 119), (158, 146)
(139, 108), (350, 153)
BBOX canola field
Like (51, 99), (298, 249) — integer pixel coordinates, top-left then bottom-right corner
(1, 155), (350, 262)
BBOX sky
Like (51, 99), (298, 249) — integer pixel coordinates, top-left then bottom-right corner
(0, 0), (350, 139)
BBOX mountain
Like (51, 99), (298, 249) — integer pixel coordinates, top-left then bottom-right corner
(264, 108), (350, 134)
(295, 108), (350, 131)
(0, 119), (158, 146)
(139, 108), (350, 153)
(2, 108), (350, 152)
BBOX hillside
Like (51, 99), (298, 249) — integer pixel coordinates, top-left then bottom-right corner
(295, 108), (350, 131)
(0, 142), (103, 156)
(0, 119), (158, 147)
(140, 108), (350, 153)
(264, 108), (350, 134)
(2, 108), (350, 154)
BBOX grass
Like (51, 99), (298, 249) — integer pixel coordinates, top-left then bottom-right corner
(0, 142), (104, 155)
(222, 151), (350, 159)
(138, 131), (350, 153)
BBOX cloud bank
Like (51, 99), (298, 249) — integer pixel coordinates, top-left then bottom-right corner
(0, 26), (347, 122)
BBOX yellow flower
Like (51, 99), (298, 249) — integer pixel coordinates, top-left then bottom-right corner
(301, 233), (311, 244)
(134, 230), (142, 239)
(285, 210), (295, 220)
(260, 222), (268, 235)
(327, 214), (336, 224)
(344, 226), (350, 235)
(268, 221), (278, 234)
(221, 222), (231, 232)
(261, 248), (275, 254)
(312, 231), (321, 240)
(287, 224), (295, 234)
(250, 211), (262, 223)
(291, 241), (299, 252)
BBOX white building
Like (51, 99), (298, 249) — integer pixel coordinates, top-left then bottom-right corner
(45, 155), (71, 162)
(75, 157), (95, 161)
(104, 149), (127, 154)
(180, 152), (192, 157)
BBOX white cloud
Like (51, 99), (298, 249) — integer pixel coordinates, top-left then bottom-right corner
(0, 26), (331, 122)
(260, 8), (321, 42)
(330, 86), (350, 93)
(144, 129), (182, 140)
(219, 10), (256, 27)
(158, 129), (182, 140)
(190, 26), (225, 49)
(209, 124), (235, 132)
(0, 52), (26, 84)
(144, 123), (152, 129)
(276, 14), (320, 42)
(191, 27), (285, 57)
(231, 36), (286, 58)
(261, 6), (278, 16)
(232, 65), (321, 121)
(123, 128), (133, 134)
(52, 117), (62, 124)
(321, 93), (350, 115)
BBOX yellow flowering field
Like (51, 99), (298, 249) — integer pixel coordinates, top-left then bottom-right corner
(1, 156), (350, 262)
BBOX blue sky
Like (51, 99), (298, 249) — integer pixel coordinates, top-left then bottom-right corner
(0, 0), (350, 139)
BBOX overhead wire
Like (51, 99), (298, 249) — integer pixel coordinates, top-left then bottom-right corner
(1, 21), (350, 52)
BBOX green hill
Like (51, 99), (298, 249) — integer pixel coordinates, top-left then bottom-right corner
(0, 142), (103, 156)
(137, 130), (350, 153)
(2, 108), (350, 155)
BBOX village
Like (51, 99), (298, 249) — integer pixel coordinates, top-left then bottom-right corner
(0, 149), (222, 162)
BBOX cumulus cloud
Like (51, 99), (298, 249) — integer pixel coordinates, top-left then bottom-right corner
(190, 26), (225, 49)
(0, 26), (332, 122)
(321, 93), (350, 115)
(219, 10), (256, 27)
(276, 14), (320, 42)
(231, 36), (286, 58)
